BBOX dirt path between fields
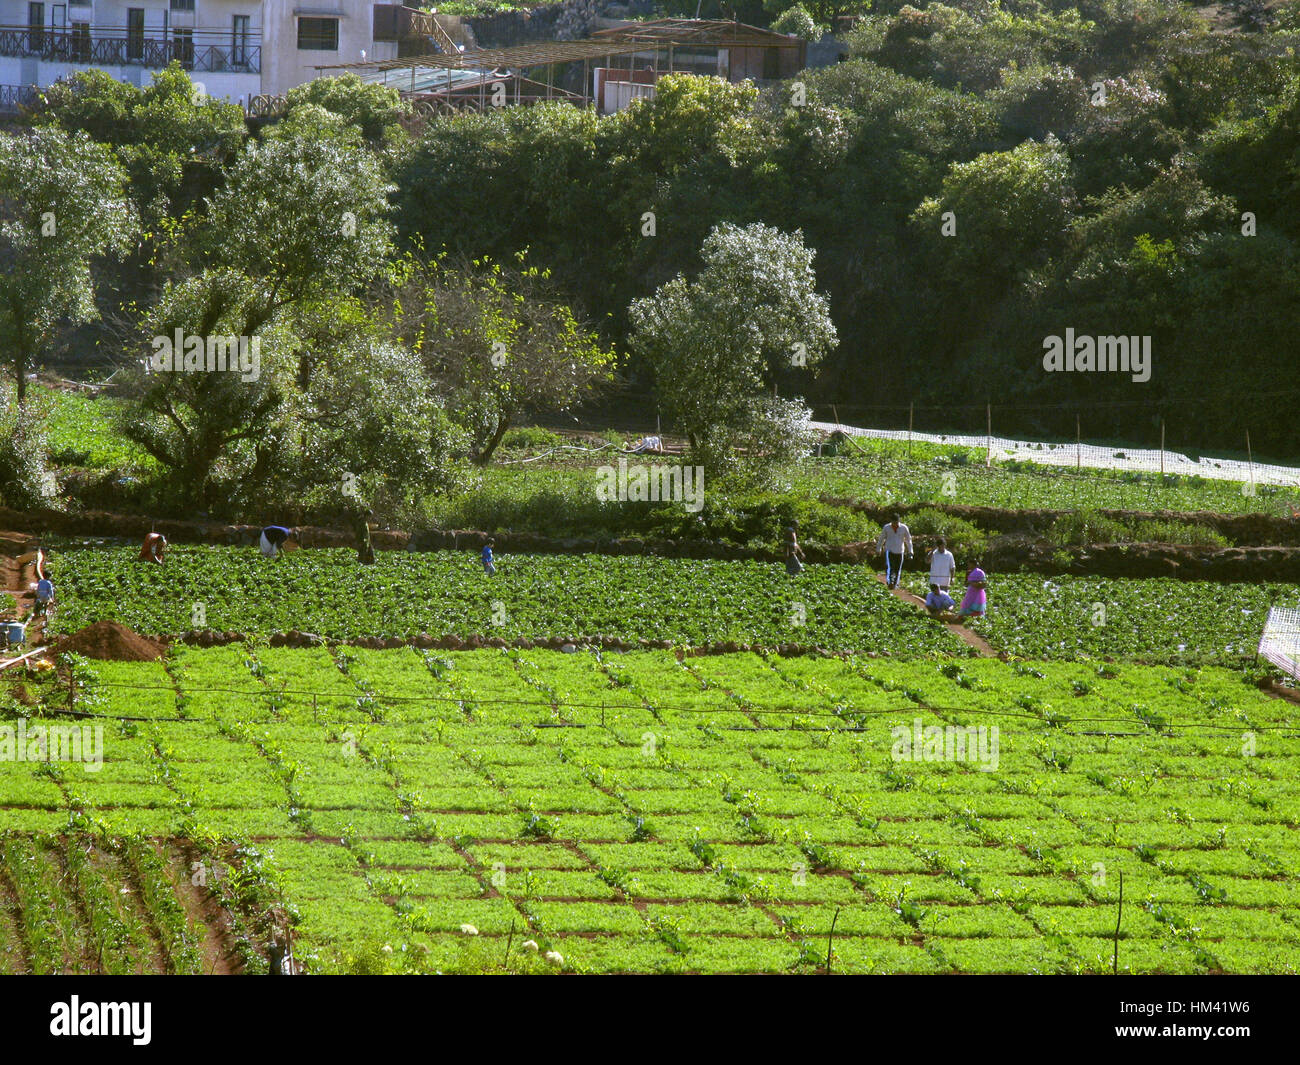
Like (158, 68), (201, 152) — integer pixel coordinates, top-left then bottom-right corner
(874, 573), (997, 658)
(0, 531), (43, 648)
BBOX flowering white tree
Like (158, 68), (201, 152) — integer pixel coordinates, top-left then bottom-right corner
(628, 221), (836, 473)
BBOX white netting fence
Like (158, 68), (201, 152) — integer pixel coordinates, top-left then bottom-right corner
(813, 422), (1300, 488)
(1258, 607), (1300, 680)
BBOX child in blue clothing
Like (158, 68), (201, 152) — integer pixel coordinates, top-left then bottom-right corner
(482, 538), (496, 575)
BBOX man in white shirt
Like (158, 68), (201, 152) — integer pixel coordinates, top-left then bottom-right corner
(927, 537), (956, 591)
(875, 516), (913, 589)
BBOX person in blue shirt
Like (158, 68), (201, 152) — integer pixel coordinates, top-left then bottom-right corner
(33, 571), (54, 618)
(924, 583), (956, 618)
(482, 538), (496, 575)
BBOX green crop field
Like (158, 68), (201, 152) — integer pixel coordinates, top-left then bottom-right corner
(49, 546), (967, 654)
(50, 545), (1300, 668)
(1, 648), (1296, 974)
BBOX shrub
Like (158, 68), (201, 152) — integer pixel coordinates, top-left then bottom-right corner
(500, 427), (568, 452)
(0, 387), (54, 510)
(1048, 509), (1130, 546)
(771, 4), (826, 41)
(905, 507), (989, 556)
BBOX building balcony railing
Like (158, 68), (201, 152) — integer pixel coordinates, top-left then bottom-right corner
(0, 26), (260, 74)
(0, 82), (39, 112)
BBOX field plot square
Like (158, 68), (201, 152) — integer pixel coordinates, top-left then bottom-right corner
(524, 900), (645, 934)
(832, 938), (949, 974)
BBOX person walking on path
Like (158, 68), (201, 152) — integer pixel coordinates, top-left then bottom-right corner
(927, 537), (956, 591)
(784, 526), (804, 575)
(138, 532), (167, 565)
(33, 570), (53, 619)
(875, 516), (913, 589)
(958, 563), (989, 623)
(482, 538), (497, 575)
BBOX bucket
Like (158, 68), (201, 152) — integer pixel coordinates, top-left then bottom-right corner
(5, 621), (26, 646)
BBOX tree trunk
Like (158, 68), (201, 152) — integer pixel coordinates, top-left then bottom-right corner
(474, 415), (512, 466)
(15, 347), (27, 406)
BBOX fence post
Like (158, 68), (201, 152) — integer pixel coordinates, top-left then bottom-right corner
(1160, 419), (1165, 478)
(986, 403), (992, 468)
(1247, 430), (1254, 493)
(1076, 414), (1081, 471)
(908, 402), (913, 459)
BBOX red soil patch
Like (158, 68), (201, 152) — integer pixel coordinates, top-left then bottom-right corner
(55, 619), (165, 661)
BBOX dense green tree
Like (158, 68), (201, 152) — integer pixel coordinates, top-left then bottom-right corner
(0, 127), (136, 404)
(628, 222), (835, 470)
(282, 73), (409, 145)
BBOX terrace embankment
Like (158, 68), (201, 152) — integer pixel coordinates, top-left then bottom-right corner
(6, 505), (1300, 580)
(819, 497), (1300, 546)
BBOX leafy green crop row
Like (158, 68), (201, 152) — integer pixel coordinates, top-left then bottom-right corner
(2, 649), (1295, 973)
(899, 573), (1300, 666)
(52, 546), (965, 654)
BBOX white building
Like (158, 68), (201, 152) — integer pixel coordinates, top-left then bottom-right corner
(0, 1), (447, 108)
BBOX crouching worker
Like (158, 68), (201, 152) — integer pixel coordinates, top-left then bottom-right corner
(925, 583), (956, 617)
(260, 525), (298, 559)
(139, 532), (167, 564)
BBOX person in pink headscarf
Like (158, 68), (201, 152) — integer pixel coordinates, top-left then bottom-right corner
(958, 563), (988, 623)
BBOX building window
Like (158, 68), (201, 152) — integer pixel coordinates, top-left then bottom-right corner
(127, 8), (145, 61)
(28, 2), (45, 52)
(71, 20), (90, 60)
(170, 0), (195, 9)
(232, 14), (250, 66)
(296, 17), (337, 51)
(172, 27), (193, 67)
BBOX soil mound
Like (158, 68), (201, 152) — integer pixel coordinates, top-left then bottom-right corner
(55, 620), (164, 661)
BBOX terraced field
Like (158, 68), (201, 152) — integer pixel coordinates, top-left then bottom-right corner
(2, 647), (1296, 974)
(48, 546), (1300, 668)
(50, 546), (965, 654)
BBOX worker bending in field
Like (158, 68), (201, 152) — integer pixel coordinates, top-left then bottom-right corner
(627, 435), (664, 455)
(139, 532), (167, 564)
(260, 525), (298, 559)
(875, 515), (913, 590)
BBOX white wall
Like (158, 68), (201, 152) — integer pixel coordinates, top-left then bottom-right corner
(0, 0), (387, 100)
(260, 0), (381, 96)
